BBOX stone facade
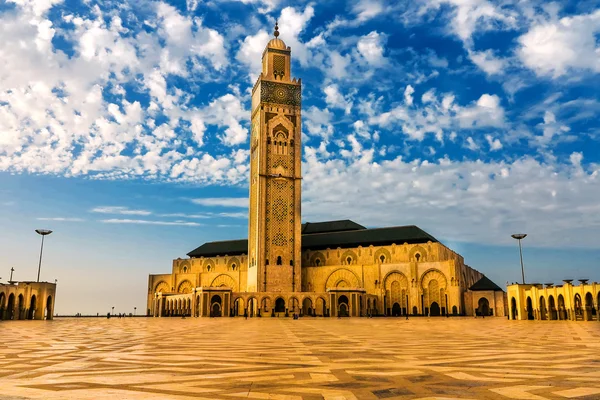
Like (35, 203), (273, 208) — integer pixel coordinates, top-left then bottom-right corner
(146, 27), (500, 319)
(0, 281), (56, 320)
(507, 280), (600, 321)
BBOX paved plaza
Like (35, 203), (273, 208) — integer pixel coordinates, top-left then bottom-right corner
(1, 318), (600, 400)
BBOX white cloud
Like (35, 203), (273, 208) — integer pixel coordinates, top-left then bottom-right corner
(421, 0), (516, 46)
(368, 90), (504, 141)
(37, 217), (85, 222)
(304, 106), (334, 140)
(353, 0), (384, 22)
(236, 29), (270, 81)
(303, 149), (600, 247)
(458, 94), (505, 129)
(356, 31), (386, 66)
(219, 0), (280, 13)
(190, 198), (248, 207)
(91, 206), (152, 216)
(324, 84), (353, 114)
(534, 111), (571, 147)
(517, 10), (600, 78)
(101, 219), (201, 226)
(404, 85), (415, 106)
(469, 49), (507, 75)
(485, 134), (503, 151)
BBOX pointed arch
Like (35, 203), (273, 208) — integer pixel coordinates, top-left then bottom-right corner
(210, 274), (237, 291)
(374, 248), (392, 264)
(154, 281), (170, 294)
(177, 280), (193, 294)
(409, 245), (428, 262)
(325, 268), (360, 290)
(420, 269), (448, 290)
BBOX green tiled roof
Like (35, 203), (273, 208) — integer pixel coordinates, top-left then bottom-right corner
(187, 220), (438, 258)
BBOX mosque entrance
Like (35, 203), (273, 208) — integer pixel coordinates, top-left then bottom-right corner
(211, 295), (222, 317)
(477, 297), (490, 316)
(429, 302), (441, 316)
(338, 295), (349, 317)
(392, 302), (401, 316)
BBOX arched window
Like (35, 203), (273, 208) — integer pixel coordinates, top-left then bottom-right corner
(231, 263), (236, 271)
(415, 253), (421, 262)
(346, 256), (352, 265)
(207, 266), (212, 272)
(277, 256), (282, 265)
(315, 259), (321, 266)
(379, 255), (385, 263)
(183, 266), (188, 273)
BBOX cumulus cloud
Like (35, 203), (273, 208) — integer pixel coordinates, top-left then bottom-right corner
(302, 149), (600, 247)
(517, 10), (600, 78)
(324, 84), (353, 114)
(0, 1), (245, 184)
(468, 49), (507, 75)
(367, 89), (504, 141)
(356, 31), (386, 66)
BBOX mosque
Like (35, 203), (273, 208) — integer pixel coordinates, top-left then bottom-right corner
(147, 24), (506, 319)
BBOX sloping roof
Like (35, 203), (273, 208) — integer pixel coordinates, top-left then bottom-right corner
(187, 220), (439, 258)
(301, 225), (438, 251)
(469, 276), (504, 292)
(187, 239), (248, 258)
(301, 220), (366, 234)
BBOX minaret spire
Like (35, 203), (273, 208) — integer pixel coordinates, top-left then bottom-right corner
(274, 20), (279, 38)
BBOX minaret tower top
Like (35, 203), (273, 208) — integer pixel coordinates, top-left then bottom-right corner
(260, 21), (294, 83)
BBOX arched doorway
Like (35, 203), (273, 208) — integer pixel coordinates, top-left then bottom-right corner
(430, 302), (441, 316)
(558, 295), (566, 320)
(511, 297), (518, 320)
(412, 306), (418, 315)
(452, 305), (458, 315)
(28, 295), (37, 320)
(17, 294), (24, 320)
(338, 295), (349, 317)
(289, 297), (299, 314)
(392, 302), (401, 316)
(316, 297), (326, 316)
(302, 298), (312, 316)
(275, 297), (285, 313)
(260, 297), (269, 316)
(526, 297), (534, 320)
(477, 298), (490, 316)
(45, 295), (53, 320)
(585, 292), (595, 321)
(539, 296), (547, 320)
(0, 292), (6, 320)
(7, 294), (15, 320)
(211, 295), (222, 317)
(248, 297), (257, 317)
(548, 296), (556, 320)
(234, 298), (244, 316)
(574, 294), (583, 320)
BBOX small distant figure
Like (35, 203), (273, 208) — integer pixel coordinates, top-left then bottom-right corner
(107, 313), (111, 319)
(406, 314), (409, 320)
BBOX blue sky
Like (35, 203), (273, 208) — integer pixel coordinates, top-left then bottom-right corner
(1, 0), (600, 314)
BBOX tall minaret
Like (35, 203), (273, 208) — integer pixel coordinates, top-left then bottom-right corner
(247, 22), (302, 293)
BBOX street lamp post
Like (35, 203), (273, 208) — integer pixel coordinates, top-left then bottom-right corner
(35, 229), (53, 282)
(134, 307), (137, 316)
(9, 267), (15, 284)
(511, 233), (527, 284)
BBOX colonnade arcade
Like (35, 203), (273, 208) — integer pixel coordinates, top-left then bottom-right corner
(0, 284), (55, 321)
(508, 282), (600, 322)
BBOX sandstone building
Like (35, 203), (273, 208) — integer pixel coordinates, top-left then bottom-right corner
(0, 281), (56, 320)
(147, 25), (504, 319)
(508, 280), (600, 321)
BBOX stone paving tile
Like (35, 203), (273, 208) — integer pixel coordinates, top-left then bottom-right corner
(0, 318), (599, 400)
